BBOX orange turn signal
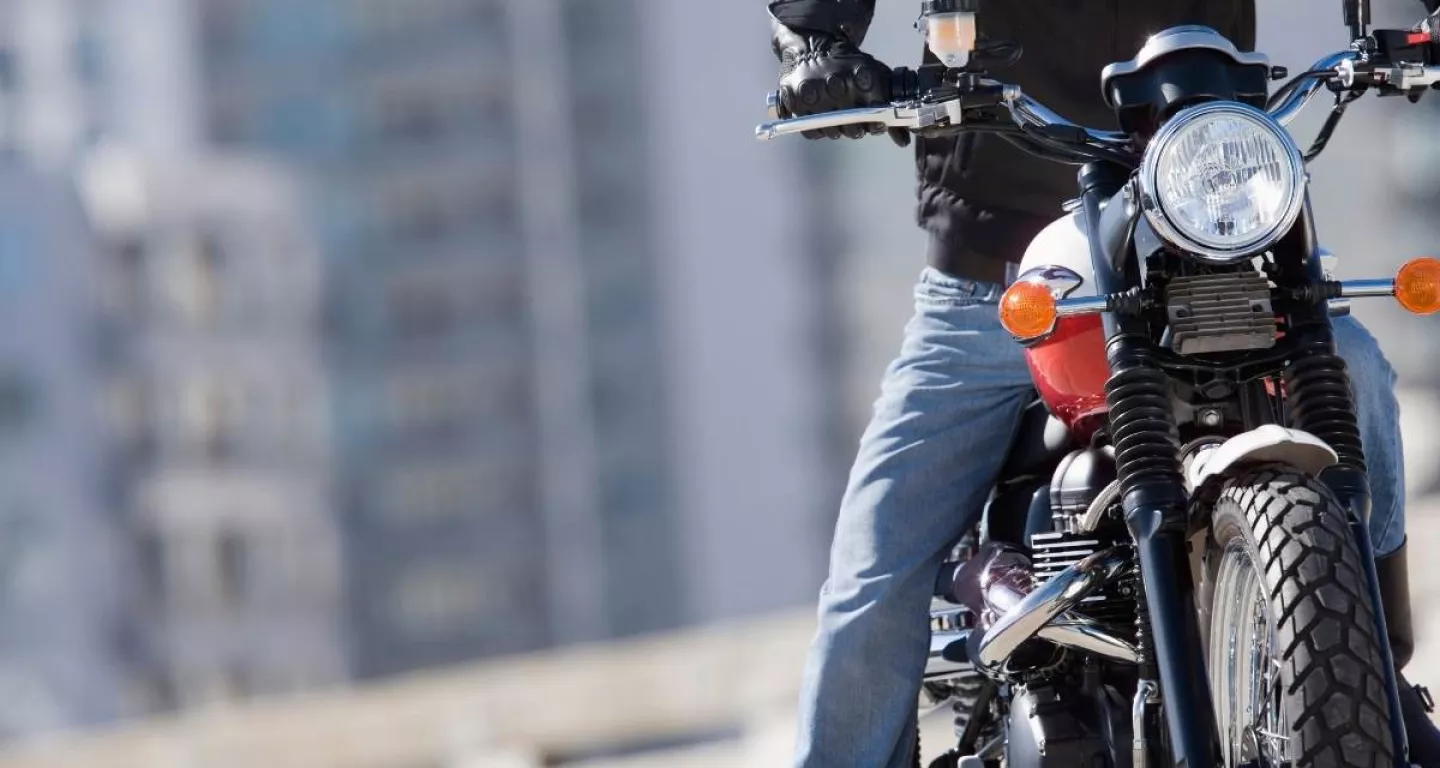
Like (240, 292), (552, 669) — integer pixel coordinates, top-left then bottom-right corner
(999, 280), (1059, 339)
(1395, 257), (1440, 316)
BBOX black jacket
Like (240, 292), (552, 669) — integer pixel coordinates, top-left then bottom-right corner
(771, 0), (1256, 280)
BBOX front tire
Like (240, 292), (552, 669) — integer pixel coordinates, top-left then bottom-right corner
(1206, 467), (1394, 768)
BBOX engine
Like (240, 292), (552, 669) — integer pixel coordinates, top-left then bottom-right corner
(1030, 446), (1138, 650)
(926, 445), (1142, 749)
(930, 446), (1140, 677)
(1031, 530), (1138, 646)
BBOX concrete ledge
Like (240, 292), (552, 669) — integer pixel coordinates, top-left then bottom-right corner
(0, 611), (815, 768)
(4, 500), (1438, 768)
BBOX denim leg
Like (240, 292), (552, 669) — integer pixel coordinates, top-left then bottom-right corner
(1333, 315), (1407, 557)
(794, 269), (1034, 768)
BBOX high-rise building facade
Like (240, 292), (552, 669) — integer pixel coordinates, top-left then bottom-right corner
(193, 0), (850, 676)
(193, 0), (682, 675)
(0, 166), (126, 740)
(0, 0), (342, 731)
(80, 149), (343, 712)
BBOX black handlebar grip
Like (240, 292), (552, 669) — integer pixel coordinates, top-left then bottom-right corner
(891, 66), (919, 102)
(768, 69), (912, 120)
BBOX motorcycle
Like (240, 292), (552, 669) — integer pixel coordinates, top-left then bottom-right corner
(757, 1), (1440, 766)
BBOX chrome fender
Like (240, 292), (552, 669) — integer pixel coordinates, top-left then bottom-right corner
(1185, 424), (1338, 491)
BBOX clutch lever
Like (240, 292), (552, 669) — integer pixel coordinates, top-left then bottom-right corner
(756, 95), (966, 141)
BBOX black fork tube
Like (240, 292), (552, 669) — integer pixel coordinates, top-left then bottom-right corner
(1349, 486), (1412, 767)
(1290, 222), (1409, 764)
(1078, 162), (1218, 768)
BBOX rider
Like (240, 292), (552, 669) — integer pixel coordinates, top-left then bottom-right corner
(767, 0), (1440, 765)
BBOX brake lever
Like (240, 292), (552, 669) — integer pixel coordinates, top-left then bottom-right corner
(755, 96), (966, 141)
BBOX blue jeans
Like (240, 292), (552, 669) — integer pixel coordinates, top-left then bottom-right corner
(793, 267), (1407, 767)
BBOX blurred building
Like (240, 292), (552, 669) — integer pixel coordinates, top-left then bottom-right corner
(0, 0), (101, 165)
(79, 148), (344, 713)
(188, 0), (676, 671)
(0, 0), (342, 729)
(0, 167), (126, 739)
(0, 0), (891, 711)
(190, 0), (850, 678)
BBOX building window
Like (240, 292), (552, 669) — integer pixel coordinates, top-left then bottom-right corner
(385, 277), (452, 338)
(137, 530), (166, 605)
(468, 0), (505, 27)
(108, 239), (146, 316)
(74, 30), (103, 85)
(197, 231), (225, 317)
(478, 370), (530, 426)
(382, 186), (448, 242)
(384, 366), (504, 435)
(375, 91), (443, 143)
(216, 530), (252, 607)
(160, 232), (226, 327)
(106, 378), (155, 458)
(387, 374), (451, 433)
(372, 176), (452, 244)
(0, 49), (16, 91)
(476, 184), (517, 233)
(385, 563), (492, 640)
(199, 1), (245, 59)
(383, 364), (528, 440)
(476, 87), (509, 132)
(177, 376), (242, 462)
(358, 0), (501, 38)
(0, 372), (37, 436)
(381, 462), (484, 522)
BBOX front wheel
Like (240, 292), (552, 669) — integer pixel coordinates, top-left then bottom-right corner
(1205, 467), (1394, 768)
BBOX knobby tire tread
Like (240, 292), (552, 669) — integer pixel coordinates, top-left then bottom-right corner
(1214, 467), (1394, 768)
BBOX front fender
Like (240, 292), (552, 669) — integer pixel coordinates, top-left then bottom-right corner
(1185, 424), (1338, 491)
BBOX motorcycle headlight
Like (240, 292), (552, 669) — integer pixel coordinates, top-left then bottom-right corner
(1138, 102), (1305, 263)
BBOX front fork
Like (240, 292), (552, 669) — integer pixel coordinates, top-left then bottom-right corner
(1078, 162), (1220, 768)
(1348, 484), (1412, 765)
(1290, 202), (1411, 764)
(1078, 162), (1411, 767)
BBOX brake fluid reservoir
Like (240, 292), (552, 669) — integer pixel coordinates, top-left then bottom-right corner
(921, 0), (978, 68)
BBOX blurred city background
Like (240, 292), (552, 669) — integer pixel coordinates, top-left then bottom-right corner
(0, 0), (1432, 766)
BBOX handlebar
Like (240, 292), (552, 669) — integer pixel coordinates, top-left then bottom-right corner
(756, 48), (1440, 152)
(1268, 51), (1360, 127)
(756, 80), (1128, 149)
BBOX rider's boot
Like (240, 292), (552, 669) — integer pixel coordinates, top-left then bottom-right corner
(1377, 541), (1440, 767)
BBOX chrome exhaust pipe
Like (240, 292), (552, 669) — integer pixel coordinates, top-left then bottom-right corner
(971, 547), (1132, 676)
(1038, 616), (1140, 664)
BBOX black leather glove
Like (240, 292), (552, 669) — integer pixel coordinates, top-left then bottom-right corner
(771, 22), (910, 147)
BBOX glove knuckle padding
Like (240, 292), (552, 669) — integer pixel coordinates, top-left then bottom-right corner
(771, 20), (899, 139)
(852, 63), (876, 94)
(798, 79), (822, 108)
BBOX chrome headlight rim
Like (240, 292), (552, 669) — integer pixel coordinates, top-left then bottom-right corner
(1138, 101), (1306, 264)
